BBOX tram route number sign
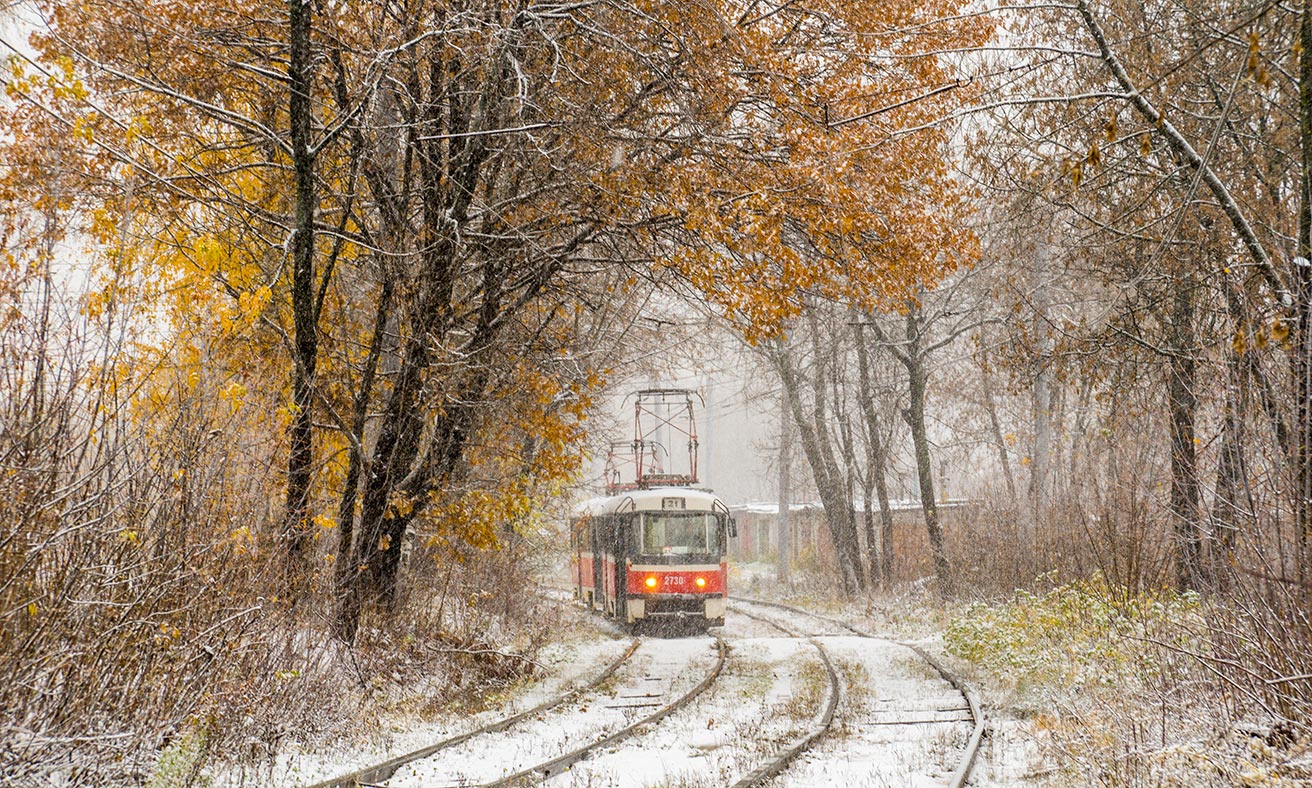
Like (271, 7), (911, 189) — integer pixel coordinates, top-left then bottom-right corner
(662, 497), (686, 510)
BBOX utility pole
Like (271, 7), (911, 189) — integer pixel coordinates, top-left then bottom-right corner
(702, 374), (713, 489)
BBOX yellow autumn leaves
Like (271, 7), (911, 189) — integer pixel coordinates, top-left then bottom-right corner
(1233, 319), (1292, 356)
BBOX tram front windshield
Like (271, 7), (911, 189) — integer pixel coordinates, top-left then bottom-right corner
(639, 512), (719, 556)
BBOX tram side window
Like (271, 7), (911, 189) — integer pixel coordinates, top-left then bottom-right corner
(640, 513), (719, 555)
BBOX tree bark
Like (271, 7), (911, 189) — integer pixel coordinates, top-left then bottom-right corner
(1029, 233), (1053, 533)
(333, 272), (394, 608)
(1295, 0), (1312, 589)
(1212, 346), (1248, 591)
(777, 389), (791, 582)
(771, 342), (863, 595)
(900, 309), (955, 596)
(282, 0), (318, 600)
(804, 316), (865, 592)
(336, 40), (498, 641)
(854, 321), (895, 586)
(981, 367), (1019, 509)
(829, 337), (867, 593)
(1166, 276), (1203, 590)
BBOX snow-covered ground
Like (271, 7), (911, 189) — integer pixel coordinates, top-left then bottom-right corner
(768, 636), (971, 788)
(557, 622), (823, 787)
(240, 634), (635, 788)
(246, 593), (996, 788)
(388, 636), (721, 786)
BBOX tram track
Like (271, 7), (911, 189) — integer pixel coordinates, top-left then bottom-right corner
(299, 593), (980, 788)
(480, 637), (727, 787)
(305, 635), (727, 788)
(724, 607), (841, 788)
(729, 596), (986, 788)
(300, 638), (641, 788)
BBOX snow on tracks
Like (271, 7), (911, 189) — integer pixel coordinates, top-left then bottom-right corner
(296, 596), (982, 788)
(728, 597), (985, 788)
(298, 638), (641, 788)
(723, 607), (841, 788)
(381, 636), (726, 787)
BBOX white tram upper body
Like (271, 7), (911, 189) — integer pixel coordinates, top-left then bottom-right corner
(569, 486), (734, 631)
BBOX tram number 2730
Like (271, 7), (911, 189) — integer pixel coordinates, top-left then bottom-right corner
(570, 487), (735, 632)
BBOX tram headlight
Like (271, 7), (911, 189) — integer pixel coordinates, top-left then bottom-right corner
(695, 576), (706, 588)
(645, 575), (657, 589)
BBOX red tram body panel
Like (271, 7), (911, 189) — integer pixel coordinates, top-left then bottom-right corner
(570, 487), (733, 630)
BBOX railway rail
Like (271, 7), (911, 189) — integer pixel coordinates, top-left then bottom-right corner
(729, 596), (986, 788)
(301, 639), (638, 788)
(301, 636), (725, 788)
(480, 637), (726, 787)
(725, 607), (841, 788)
(301, 593), (982, 788)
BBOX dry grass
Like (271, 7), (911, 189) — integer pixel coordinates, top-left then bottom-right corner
(775, 653), (829, 724)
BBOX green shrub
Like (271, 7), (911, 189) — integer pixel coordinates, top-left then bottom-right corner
(944, 573), (1202, 693)
(145, 727), (212, 788)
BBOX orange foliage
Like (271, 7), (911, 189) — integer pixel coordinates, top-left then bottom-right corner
(2, 0), (990, 572)
(581, 0), (991, 335)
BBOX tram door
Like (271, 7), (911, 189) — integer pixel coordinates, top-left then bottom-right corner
(570, 518), (580, 599)
(590, 516), (605, 611)
(612, 515), (630, 616)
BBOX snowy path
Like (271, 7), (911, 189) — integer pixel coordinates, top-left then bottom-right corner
(282, 598), (983, 788)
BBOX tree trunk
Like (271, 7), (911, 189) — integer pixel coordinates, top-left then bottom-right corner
(1212, 347), (1247, 591)
(1166, 276), (1203, 590)
(981, 368), (1019, 509)
(861, 459), (878, 587)
(829, 341), (867, 593)
(804, 318), (865, 592)
(771, 344), (861, 595)
(777, 390), (791, 582)
(854, 321), (895, 586)
(902, 311), (954, 596)
(333, 274), (395, 607)
(1029, 234), (1053, 533)
(328, 60), (407, 615)
(877, 455), (895, 587)
(282, 0), (318, 600)
(1295, 0), (1312, 590)
(334, 40), (506, 641)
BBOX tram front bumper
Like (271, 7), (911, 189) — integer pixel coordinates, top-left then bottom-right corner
(628, 594), (725, 624)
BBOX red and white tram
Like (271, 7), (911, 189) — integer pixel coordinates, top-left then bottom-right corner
(570, 486), (734, 632)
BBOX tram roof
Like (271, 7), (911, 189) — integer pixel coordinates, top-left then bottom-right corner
(573, 486), (727, 517)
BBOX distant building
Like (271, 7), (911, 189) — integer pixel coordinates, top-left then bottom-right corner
(728, 499), (976, 581)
